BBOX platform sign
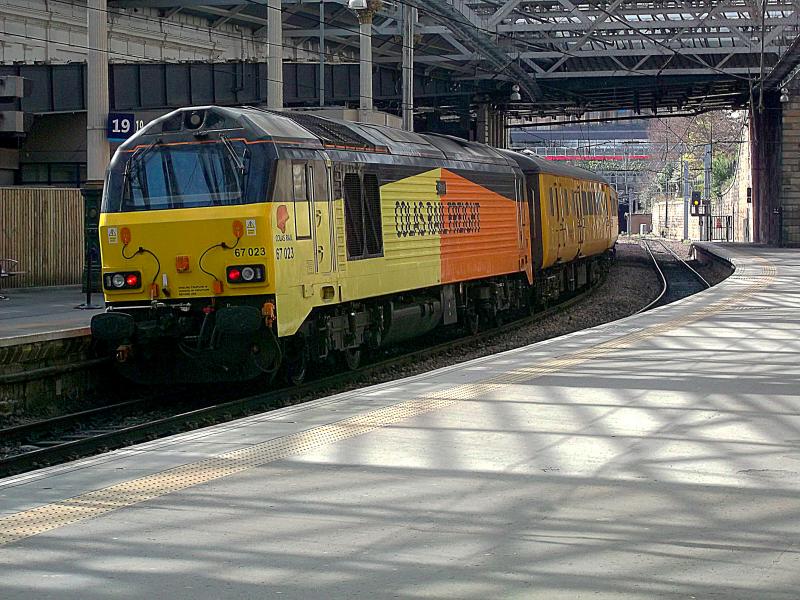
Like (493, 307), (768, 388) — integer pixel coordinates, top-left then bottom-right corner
(107, 113), (136, 142)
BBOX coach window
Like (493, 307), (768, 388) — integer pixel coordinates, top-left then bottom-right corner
(582, 190), (589, 215)
(293, 163), (312, 240)
(549, 188), (555, 217)
(561, 188), (569, 216)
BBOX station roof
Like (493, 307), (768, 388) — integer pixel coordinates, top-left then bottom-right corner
(108, 0), (800, 117)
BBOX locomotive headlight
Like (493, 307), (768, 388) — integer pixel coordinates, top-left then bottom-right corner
(226, 264), (266, 284)
(103, 271), (142, 291)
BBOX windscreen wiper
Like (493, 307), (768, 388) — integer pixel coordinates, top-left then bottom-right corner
(123, 138), (161, 189)
(219, 134), (246, 175)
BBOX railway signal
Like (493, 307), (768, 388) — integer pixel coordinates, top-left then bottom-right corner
(690, 191), (702, 216)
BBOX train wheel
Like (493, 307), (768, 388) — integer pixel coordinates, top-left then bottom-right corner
(492, 310), (504, 328)
(467, 311), (480, 335)
(343, 347), (362, 370)
(284, 339), (308, 385)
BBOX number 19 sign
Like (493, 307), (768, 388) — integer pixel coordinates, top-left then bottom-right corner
(107, 113), (136, 142)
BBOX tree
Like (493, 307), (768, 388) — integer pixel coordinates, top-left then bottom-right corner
(640, 110), (745, 205)
(711, 154), (736, 199)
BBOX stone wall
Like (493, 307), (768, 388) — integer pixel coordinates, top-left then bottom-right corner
(650, 198), (701, 240)
(0, 0), (351, 64)
(782, 79), (800, 246)
(715, 118), (753, 243)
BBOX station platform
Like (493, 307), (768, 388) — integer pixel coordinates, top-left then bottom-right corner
(1, 245), (798, 599)
(0, 286), (100, 345)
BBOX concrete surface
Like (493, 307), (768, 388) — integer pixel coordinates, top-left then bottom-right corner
(0, 286), (98, 343)
(0, 245), (798, 599)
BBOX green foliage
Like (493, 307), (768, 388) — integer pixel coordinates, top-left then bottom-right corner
(711, 154), (736, 198)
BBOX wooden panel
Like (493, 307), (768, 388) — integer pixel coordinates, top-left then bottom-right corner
(0, 187), (84, 288)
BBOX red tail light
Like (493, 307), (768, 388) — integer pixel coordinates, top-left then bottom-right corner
(103, 271), (142, 291)
(226, 264), (265, 284)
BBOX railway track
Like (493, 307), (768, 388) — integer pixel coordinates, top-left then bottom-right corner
(639, 238), (710, 313)
(0, 275), (603, 478)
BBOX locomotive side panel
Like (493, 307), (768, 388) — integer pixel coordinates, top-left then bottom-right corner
(332, 166), (443, 304)
(438, 169), (525, 284)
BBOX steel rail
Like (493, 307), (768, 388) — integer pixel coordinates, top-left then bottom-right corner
(636, 239), (668, 314)
(650, 238), (711, 289)
(0, 397), (158, 444)
(0, 269), (609, 478)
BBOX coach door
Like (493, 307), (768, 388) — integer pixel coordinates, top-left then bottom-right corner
(556, 182), (567, 259)
(313, 162), (334, 274)
(575, 189), (585, 246)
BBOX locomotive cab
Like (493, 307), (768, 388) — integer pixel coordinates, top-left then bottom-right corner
(91, 107), (313, 383)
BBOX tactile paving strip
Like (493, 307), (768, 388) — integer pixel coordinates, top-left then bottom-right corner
(0, 255), (776, 547)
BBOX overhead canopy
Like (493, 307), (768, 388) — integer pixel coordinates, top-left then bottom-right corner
(108, 0), (800, 116)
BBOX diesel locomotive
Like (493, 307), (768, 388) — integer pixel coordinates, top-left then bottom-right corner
(91, 106), (618, 384)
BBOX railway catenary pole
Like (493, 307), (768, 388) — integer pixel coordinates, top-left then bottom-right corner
(267, 0), (283, 109)
(402, 5), (416, 131)
(704, 143), (712, 241)
(683, 159), (690, 240)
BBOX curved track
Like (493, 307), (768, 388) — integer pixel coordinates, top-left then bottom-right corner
(638, 238), (710, 314)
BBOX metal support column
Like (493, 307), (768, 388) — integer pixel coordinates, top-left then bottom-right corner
(86, 0), (110, 182)
(683, 160), (690, 240)
(358, 11), (374, 112)
(402, 5), (415, 131)
(267, 0), (283, 109)
(703, 143), (712, 241)
(476, 104), (489, 144)
(319, 0), (325, 107)
(81, 0), (109, 307)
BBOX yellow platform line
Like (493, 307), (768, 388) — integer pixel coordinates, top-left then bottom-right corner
(0, 258), (774, 547)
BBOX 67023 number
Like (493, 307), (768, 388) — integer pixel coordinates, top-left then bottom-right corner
(234, 247), (267, 258)
(275, 247), (294, 260)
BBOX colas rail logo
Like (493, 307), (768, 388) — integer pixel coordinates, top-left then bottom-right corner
(276, 204), (290, 233)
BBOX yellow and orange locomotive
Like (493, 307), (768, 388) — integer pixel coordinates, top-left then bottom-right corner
(91, 106), (618, 383)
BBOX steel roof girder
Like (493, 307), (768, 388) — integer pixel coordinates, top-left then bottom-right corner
(497, 15), (793, 34)
(487, 0), (525, 27)
(513, 45), (784, 59)
(398, 0), (543, 99)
